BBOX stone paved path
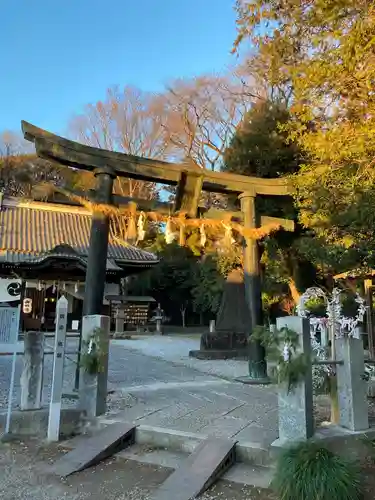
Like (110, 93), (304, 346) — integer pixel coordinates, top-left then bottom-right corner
(107, 336), (278, 446)
(110, 380), (278, 446)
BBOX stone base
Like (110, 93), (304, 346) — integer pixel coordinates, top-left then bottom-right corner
(200, 331), (247, 351)
(271, 423), (375, 462)
(0, 408), (86, 440)
(189, 349), (248, 360)
(195, 331), (248, 360)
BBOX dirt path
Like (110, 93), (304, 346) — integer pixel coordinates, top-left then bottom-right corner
(0, 439), (274, 500)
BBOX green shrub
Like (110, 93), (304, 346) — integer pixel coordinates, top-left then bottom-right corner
(272, 441), (363, 500)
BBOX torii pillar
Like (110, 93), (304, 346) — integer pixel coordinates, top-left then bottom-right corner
(238, 191), (269, 383)
(83, 167), (116, 316)
(78, 166), (117, 415)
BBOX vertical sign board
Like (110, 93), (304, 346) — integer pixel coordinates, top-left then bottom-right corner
(47, 296), (68, 442)
(0, 278), (22, 436)
(0, 306), (21, 434)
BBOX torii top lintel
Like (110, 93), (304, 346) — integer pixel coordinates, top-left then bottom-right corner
(21, 121), (292, 197)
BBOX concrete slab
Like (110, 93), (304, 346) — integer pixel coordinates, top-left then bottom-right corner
(234, 423), (279, 447)
(118, 444), (274, 488)
(198, 416), (250, 438)
(53, 422), (136, 477)
(224, 463), (274, 489)
(149, 437), (236, 500)
(119, 444), (185, 469)
(0, 408), (85, 439)
(136, 425), (206, 454)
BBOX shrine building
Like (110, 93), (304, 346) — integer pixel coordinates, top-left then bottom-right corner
(0, 195), (158, 330)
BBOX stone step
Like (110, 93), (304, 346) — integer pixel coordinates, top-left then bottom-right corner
(118, 444), (274, 489)
(135, 424), (274, 466)
(62, 420), (275, 467)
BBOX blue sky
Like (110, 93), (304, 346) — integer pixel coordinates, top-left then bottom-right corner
(1, 1), (238, 136)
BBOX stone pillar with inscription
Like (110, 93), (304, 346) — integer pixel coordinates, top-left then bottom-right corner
(336, 335), (369, 432)
(115, 306), (125, 335)
(47, 296), (68, 441)
(20, 331), (45, 411)
(273, 316), (314, 446)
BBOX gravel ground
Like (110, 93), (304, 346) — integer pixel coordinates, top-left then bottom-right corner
(112, 336), (250, 380)
(0, 439), (274, 500)
(0, 337), (224, 410)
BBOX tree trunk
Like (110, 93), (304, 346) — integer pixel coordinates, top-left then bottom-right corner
(288, 279), (301, 305)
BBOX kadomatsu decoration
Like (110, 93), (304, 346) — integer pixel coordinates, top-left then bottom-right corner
(251, 325), (309, 393)
(80, 328), (107, 375)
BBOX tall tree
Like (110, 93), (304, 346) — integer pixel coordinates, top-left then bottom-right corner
(223, 100), (301, 178)
(69, 85), (172, 199)
(0, 130), (72, 197)
(234, 0), (375, 274)
(152, 73), (251, 171)
(223, 100), (317, 303)
(0, 130), (32, 158)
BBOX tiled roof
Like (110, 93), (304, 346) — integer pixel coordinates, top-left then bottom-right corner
(0, 249), (123, 271)
(0, 198), (158, 267)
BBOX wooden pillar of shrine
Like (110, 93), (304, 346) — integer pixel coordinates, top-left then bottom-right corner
(83, 166), (116, 316)
(239, 192), (269, 383)
(75, 166), (116, 401)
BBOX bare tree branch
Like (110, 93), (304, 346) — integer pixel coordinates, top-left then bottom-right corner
(69, 85), (172, 199)
(151, 72), (254, 171)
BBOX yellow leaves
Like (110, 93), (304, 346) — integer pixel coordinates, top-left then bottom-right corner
(301, 118), (375, 166)
(340, 235), (356, 249)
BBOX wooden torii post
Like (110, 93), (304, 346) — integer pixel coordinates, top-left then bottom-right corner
(22, 121), (294, 385)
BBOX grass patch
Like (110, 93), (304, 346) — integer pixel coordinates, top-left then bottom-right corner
(272, 440), (363, 500)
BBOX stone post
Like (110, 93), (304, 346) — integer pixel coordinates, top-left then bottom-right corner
(155, 317), (162, 335)
(115, 308), (124, 335)
(20, 331), (44, 410)
(336, 335), (369, 431)
(155, 304), (163, 335)
(209, 320), (215, 333)
(79, 314), (110, 418)
(47, 296), (68, 441)
(274, 316), (314, 445)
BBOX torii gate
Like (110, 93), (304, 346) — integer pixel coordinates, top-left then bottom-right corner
(22, 120), (294, 393)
